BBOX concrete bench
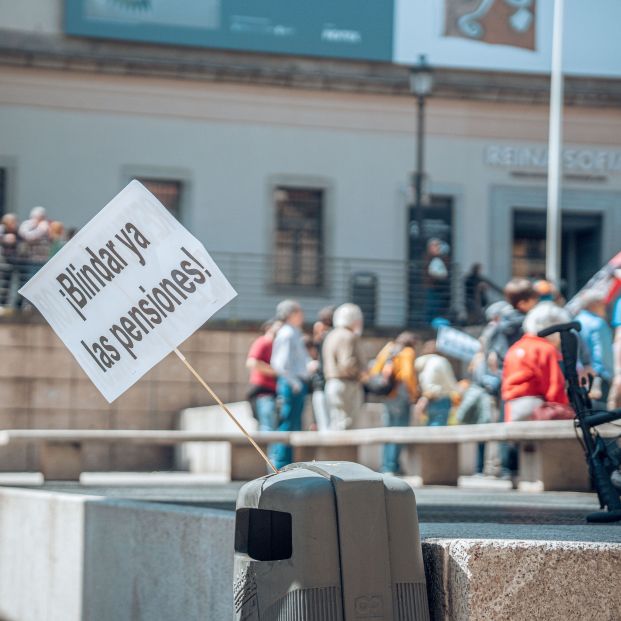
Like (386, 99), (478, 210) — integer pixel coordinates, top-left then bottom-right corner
(0, 429), (290, 481)
(2, 421), (618, 491)
(292, 422), (621, 491)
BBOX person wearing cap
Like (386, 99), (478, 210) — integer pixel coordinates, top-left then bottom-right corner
(270, 300), (313, 468)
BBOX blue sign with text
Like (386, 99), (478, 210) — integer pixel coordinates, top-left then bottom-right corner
(65, 0), (394, 62)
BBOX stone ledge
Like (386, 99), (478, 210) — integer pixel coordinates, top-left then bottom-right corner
(0, 487), (620, 621)
(423, 537), (621, 621)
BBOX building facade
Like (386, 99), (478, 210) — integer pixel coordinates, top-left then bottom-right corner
(1, 1), (620, 327)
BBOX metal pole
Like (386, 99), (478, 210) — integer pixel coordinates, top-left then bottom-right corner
(415, 93), (425, 258)
(546, 0), (564, 284)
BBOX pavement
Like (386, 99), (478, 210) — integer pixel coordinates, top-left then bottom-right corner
(2, 471), (620, 543)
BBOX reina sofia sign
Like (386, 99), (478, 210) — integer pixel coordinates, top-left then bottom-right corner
(484, 144), (621, 174)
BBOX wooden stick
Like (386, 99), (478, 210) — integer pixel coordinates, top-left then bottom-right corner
(173, 348), (279, 474)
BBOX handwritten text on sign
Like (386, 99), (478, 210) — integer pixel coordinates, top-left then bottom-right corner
(19, 181), (237, 402)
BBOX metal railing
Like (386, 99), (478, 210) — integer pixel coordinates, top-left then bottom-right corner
(209, 252), (468, 329)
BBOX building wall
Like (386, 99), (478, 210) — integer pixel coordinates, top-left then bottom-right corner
(1, 65), (620, 317)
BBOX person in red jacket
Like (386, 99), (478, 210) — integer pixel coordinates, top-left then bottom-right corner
(502, 302), (572, 422)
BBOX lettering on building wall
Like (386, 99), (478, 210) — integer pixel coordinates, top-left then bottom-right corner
(484, 145), (621, 174)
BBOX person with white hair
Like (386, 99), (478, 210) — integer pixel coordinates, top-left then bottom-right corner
(17, 206), (51, 308)
(501, 302), (572, 422)
(321, 303), (366, 430)
(269, 300), (312, 468)
(576, 290), (614, 403)
(19, 206), (49, 260)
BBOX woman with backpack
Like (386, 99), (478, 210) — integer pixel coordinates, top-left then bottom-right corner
(370, 332), (418, 475)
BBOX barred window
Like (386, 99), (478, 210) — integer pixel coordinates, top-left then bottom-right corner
(273, 187), (323, 288)
(0, 168), (6, 218)
(137, 178), (183, 220)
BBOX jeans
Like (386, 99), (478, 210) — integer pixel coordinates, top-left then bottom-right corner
(382, 386), (411, 473)
(427, 396), (451, 426)
(270, 378), (307, 470)
(255, 394), (277, 432)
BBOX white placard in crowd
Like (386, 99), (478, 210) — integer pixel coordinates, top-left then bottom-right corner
(19, 180), (237, 402)
(436, 325), (481, 363)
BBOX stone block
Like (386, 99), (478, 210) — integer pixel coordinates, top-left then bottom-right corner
(191, 381), (234, 407)
(518, 439), (590, 492)
(80, 444), (112, 472)
(198, 329), (232, 353)
(28, 324), (65, 349)
(0, 409), (30, 471)
(69, 410), (111, 430)
(30, 409), (73, 429)
(181, 331), (202, 353)
(0, 378), (31, 408)
(231, 332), (256, 355)
(230, 444), (270, 480)
(230, 352), (249, 384)
(24, 348), (75, 379)
(154, 381), (197, 414)
(193, 353), (232, 384)
(112, 410), (175, 431)
(109, 445), (174, 472)
(39, 442), (82, 481)
(30, 379), (72, 410)
(403, 443), (459, 486)
(294, 445), (359, 463)
(0, 348), (26, 377)
(70, 380), (112, 412)
(157, 352), (195, 383)
(0, 324), (28, 347)
(113, 382), (154, 413)
(177, 402), (257, 476)
(423, 538), (621, 621)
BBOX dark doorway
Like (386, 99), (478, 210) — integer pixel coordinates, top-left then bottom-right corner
(512, 210), (602, 298)
(407, 196), (454, 325)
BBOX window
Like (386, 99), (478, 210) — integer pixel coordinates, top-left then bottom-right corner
(0, 168), (6, 218)
(137, 178), (183, 220)
(273, 187), (323, 288)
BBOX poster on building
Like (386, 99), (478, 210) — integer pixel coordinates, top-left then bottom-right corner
(64, 0), (394, 62)
(443, 0), (536, 50)
(19, 180), (237, 402)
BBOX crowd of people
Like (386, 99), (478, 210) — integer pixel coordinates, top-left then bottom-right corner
(246, 275), (621, 479)
(0, 207), (72, 311)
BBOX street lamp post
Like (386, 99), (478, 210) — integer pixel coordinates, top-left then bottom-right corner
(409, 56), (433, 322)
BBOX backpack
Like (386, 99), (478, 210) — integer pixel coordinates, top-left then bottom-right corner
(365, 346), (400, 396)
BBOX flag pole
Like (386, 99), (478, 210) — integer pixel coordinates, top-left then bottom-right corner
(546, 0), (565, 284)
(173, 348), (279, 474)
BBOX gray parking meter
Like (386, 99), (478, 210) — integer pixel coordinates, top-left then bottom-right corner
(233, 461), (429, 620)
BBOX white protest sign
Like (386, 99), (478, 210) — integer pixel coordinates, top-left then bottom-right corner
(436, 325), (481, 363)
(19, 180), (237, 402)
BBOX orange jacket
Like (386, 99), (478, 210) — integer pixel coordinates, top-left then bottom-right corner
(501, 334), (568, 405)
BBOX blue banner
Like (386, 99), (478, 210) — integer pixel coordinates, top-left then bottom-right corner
(65, 0), (394, 62)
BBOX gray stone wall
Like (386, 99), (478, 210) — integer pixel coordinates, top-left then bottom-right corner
(0, 321), (386, 472)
